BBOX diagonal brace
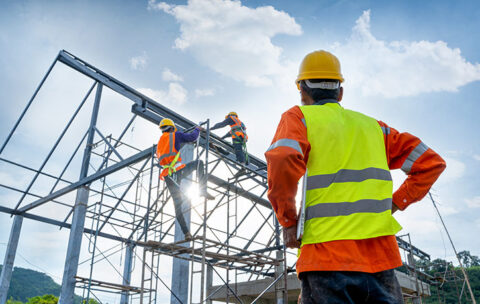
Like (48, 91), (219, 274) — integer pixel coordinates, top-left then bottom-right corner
(18, 147), (153, 213)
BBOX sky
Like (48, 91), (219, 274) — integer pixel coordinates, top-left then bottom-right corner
(1, 0), (480, 302)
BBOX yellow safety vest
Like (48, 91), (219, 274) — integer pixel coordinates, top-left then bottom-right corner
(299, 103), (402, 246)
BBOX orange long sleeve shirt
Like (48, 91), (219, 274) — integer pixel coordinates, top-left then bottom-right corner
(265, 105), (446, 274)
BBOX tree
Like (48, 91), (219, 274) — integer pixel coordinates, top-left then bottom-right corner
(458, 251), (480, 268)
(25, 294), (58, 304)
(6, 298), (23, 304)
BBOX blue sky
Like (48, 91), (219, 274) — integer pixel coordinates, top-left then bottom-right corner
(1, 0), (480, 300)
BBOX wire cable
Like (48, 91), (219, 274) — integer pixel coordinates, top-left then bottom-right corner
(428, 192), (477, 304)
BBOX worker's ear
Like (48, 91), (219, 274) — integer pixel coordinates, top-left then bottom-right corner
(337, 87), (343, 102)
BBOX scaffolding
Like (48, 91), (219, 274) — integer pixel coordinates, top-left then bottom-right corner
(0, 50), (434, 304)
(0, 50), (290, 304)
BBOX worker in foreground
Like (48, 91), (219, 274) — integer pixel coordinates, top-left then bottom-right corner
(265, 50), (446, 303)
(156, 118), (214, 239)
(211, 112), (248, 164)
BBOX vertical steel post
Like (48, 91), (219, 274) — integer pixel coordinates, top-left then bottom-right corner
(206, 266), (213, 304)
(200, 119), (210, 303)
(0, 215), (23, 303)
(59, 83), (102, 304)
(120, 243), (134, 304)
(274, 218), (285, 304)
(170, 143), (193, 304)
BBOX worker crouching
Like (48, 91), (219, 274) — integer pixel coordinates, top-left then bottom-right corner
(211, 112), (248, 164)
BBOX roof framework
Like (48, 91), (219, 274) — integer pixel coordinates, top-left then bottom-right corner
(0, 50), (431, 304)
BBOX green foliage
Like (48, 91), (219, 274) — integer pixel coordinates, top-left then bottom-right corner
(25, 294), (58, 304)
(83, 299), (100, 304)
(0, 265), (82, 303)
(6, 298), (23, 304)
(415, 251), (480, 303)
(0, 265), (60, 302)
(458, 250), (480, 268)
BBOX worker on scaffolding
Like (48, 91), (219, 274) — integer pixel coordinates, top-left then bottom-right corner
(156, 118), (214, 239)
(211, 112), (248, 164)
(265, 50), (446, 303)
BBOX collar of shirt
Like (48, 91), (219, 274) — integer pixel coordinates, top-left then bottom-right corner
(313, 98), (339, 106)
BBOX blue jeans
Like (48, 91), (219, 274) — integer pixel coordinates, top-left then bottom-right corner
(233, 142), (245, 164)
(164, 160), (206, 235)
(300, 270), (404, 304)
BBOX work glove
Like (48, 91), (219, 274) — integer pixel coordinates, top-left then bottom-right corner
(283, 225), (300, 249)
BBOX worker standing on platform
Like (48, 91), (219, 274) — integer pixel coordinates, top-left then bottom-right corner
(265, 50), (446, 303)
(156, 118), (214, 239)
(211, 112), (248, 164)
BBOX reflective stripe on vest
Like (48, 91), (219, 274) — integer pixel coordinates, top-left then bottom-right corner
(157, 132), (184, 178)
(306, 167), (391, 190)
(299, 103), (402, 245)
(158, 133), (177, 162)
(230, 116), (246, 141)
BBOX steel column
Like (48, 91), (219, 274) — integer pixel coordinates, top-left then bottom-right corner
(170, 143), (193, 304)
(206, 265), (213, 304)
(120, 243), (134, 304)
(59, 83), (103, 304)
(274, 218), (285, 304)
(0, 215), (23, 303)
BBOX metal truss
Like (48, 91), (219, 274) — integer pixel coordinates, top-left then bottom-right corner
(0, 50), (432, 304)
(0, 50), (289, 304)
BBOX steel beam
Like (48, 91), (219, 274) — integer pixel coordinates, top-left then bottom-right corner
(206, 265), (213, 304)
(120, 243), (134, 304)
(207, 175), (270, 208)
(0, 215), (23, 303)
(12, 82), (96, 212)
(0, 54), (58, 155)
(55, 51), (267, 176)
(170, 144), (193, 304)
(59, 83), (103, 304)
(18, 146), (152, 213)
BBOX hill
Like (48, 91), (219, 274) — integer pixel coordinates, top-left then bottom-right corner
(0, 265), (81, 303)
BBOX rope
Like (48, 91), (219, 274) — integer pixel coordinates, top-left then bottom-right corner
(428, 192), (477, 304)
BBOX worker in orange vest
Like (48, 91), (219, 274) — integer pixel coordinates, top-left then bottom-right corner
(157, 118), (214, 239)
(211, 112), (248, 164)
(265, 50), (446, 303)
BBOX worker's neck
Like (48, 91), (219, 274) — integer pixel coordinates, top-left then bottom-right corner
(313, 98), (338, 106)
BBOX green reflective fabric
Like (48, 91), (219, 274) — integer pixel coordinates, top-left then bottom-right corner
(299, 103), (401, 245)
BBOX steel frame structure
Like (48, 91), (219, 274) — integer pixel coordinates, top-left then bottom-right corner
(0, 50), (432, 304)
(0, 50), (289, 304)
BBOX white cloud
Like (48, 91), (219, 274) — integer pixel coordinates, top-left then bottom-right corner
(129, 52), (148, 70)
(149, 0), (302, 87)
(138, 83), (188, 105)
(332, 10), (480, 98)
(195, 88), (215, 97)
(436, 157), (465, 185)
(474, 154), (480, 161)
(466, 196), (480, 208)
(162, 68), (183, 82)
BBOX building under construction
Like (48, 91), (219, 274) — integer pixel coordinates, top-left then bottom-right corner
(0, 50), (437, 304)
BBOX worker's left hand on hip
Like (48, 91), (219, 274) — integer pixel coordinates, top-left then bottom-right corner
(283, 225), (300, 249)
(392, 204), (399, 214)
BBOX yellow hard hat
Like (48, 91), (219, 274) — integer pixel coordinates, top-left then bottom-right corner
(159, 118), (175, 129)
(296, 50), (344, 89)
(226, 111), (237, 119)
